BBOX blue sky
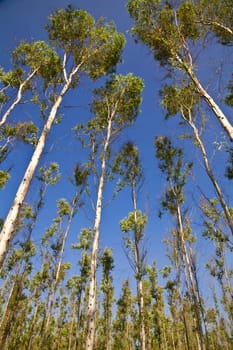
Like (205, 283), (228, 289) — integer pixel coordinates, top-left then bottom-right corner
(0, 0), (228, 294)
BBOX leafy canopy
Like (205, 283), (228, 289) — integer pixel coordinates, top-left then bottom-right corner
(112, 141), (143, 194)
(120, 210), (147, 234)
(155, 136), (192, 212)
(127, 0), (233, 67)
(46, 5), (126, 80)
(91, 73), (144, 129)
(12, 41), (62, 81)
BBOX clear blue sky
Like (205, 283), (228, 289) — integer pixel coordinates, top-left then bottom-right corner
(0, 0), (225, 292)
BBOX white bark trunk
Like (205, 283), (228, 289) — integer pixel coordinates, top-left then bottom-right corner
(132, 187), (146, 350)
(190, 72), (233, 142)
(176, 203), (205, 350)
(0, 65), (80, 268)
(176, 54), (233, 142)
(138, 279), (146, 350)
(85, 118), (112, 350)
(183, 109), (233, 236)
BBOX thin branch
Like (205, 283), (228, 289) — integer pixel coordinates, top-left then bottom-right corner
(0, 68), (39, 127)
(62, 52), (68, 83)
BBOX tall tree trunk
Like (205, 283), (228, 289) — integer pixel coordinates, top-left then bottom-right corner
(176, 54), (233, 142)
(189, 243), (210, 346)
(176, 203), (206, 350)
(132, 185), (146, 350)
(0, 64), (81, 268)
(137, 278), (146, 350)
(85, 118), (112, 350)
(175, 259), (191, 350)
(182, 109), (233, 237)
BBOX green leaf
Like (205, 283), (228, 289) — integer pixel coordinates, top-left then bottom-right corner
(0, 170), (9, 188)
(57, 198), (70, 216)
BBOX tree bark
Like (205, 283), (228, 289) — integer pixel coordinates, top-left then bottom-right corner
(0, 64), (80, 268)
(85, 117), (112, 350)
(132, 185), (146, 350)
(176, 54), (233, 142)
(183, 109), (233, 237)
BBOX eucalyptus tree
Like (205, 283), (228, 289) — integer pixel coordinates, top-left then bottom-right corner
(205, 290), (232, 349)
(127, 0), (233, 141)
(127, 0), (233, 245)
(207, 242), (233, 333)
(75, 73), (144, 350)
(0, 162), (60, 345)
(165, 276), (189, 349)
(155, 136), (207, 350)
(201, 197), (233, 336)
(0, 120), (39, 192)
(145, 262), (168, 350)
(51, 291), (69, 350)
(0, 40), (59, 196)
(114, 141), (147, 350)
(24, 261), (52, 349)
(39, 199), (72, 349)
(0, 5), (125, 268)
(67, 228), (92, 350)
(5, 162), (61, 350)
(0, 237), (36, 350)
(96, 248), (115, 350)
(112, 280), (135, 350)
(0, 161), (60, 349)
(160, 84), (233, 239)
(0, 40), (61, 127)
(39, 164), (88, 349)
(156, 59), (233, 342)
